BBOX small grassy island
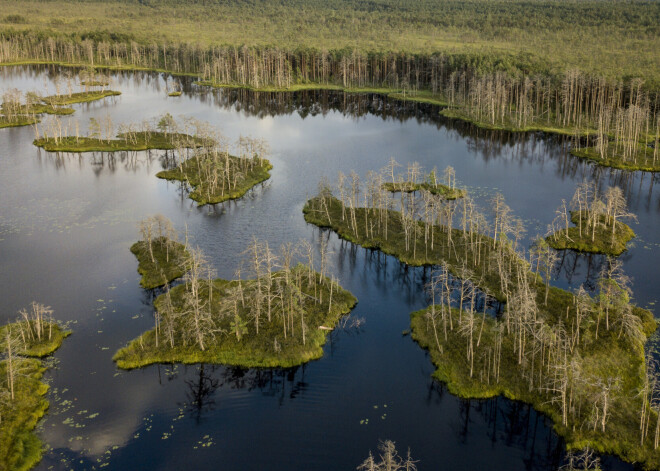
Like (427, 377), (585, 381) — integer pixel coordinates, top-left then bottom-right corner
(168, 91), (182, 97)
(547, 183), (636, 256)
(304, 172), (660, 468)
(304, 165), (512, 300)
(115, 240), (357, 369)
(155, 132), (272, 205)
(0, 303), (69, 471)
(1, 89), (120, 129)
(380, 160), (464, 200)
(33, 131), (207, 152)
(156, 152), (272, 205)
(571, 144), (660, 173)
(131, 215), (190, 289)
(41, 90), (121, 106)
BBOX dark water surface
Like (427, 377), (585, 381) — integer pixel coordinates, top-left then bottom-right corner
(1, 66), (658, 470)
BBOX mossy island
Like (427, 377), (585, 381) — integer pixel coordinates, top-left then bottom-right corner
(156, 134), (272, 205)
(303, 165), (514, 301)
(115, 239), (357, 369)
(168, 91), (182, 97)
(1, 89), (73, 128)
(41, 90), (120, 106)
(33, 131), (208, 153)
(1, 88), (121, 129)
(157, 152), (272, 205)
(32, 112), (216, 152)
(0, 303), (70, 471)
(304, 169), (660, 468)
(381, 161), (465, 200)
(131, 215), (191, 289)
(571, 144), (660, 173)
(546, 183), (636, 256)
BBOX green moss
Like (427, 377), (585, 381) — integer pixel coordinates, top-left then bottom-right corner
(167, 91), (182, 97)
(28, 103), (74, 115)
(0, 321), (69, 471)
(80, 80), (109, 87)
(33, 131), (208, 152)
(410, 299), (659, 469)
(0, 323), (69, 359)
(41, 90), (120, 105)
(0, 116), (40, 128)
(130, 237), (190, 289)
(113, 266), (357, 369)
(382, 181), (465, 200)
(1, 101), (73, 129)
(571, 145), (660, 173)
(304, 190), (659, 468)
(547, 211), (635, 256)
(195, 80), (450, 108)
(156, 154), (272, 206)
(303, 195), (514, 301)
(440, 108), (596, 137)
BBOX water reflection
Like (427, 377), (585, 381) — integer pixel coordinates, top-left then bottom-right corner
(1, 65), (658, 471)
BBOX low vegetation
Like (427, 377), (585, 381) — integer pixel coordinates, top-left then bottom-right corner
(358, 440), (417, 471)
(1, 88), (120, 129)
(304, 168), (659, 468)
(0, 303), (69, 471)
(547, 183), (636, 256)
(33, 132), (205, 152)
(114, 239), (357, 369)
(304, 164), (519, 300)
(41, 90), (120, 106)
(411, 264), (658, 467)
(382, 161), (464, 200)
(571, 144), (660, 173)
(131, 215), (190, 289)
(156, 135), (272, 205)
(1, 89), (73, 128)
(32, 113), (211, 152)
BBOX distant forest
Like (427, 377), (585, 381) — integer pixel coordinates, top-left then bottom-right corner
(2, 0), (658, 86)
(1, 0), (659, 158)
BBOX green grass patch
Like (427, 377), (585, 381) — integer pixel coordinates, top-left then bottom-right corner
(382, 181), (465, 200)
(130, 237), (190, 289)
(305, 188), (660, 468)
(410, 299), (659, 469)
(440, 107), (596, 137)
(304, 195), (516, 301)
(156, 154), (272, 206)
(33, 131), (208, 152)
(1, 102), (73, 129)
(0, 116), (40, 128)
(41, 90), (120, 106)
(167, 91), (182, 97)
(387, 90), (448, 107)
(113, 265), (357, 369)
(571, 145), (660, 173)
(80, 80), (109, 87)
(547, 211), (635, 256)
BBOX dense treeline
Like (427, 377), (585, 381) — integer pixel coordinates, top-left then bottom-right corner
(1, 29), (658, 168)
